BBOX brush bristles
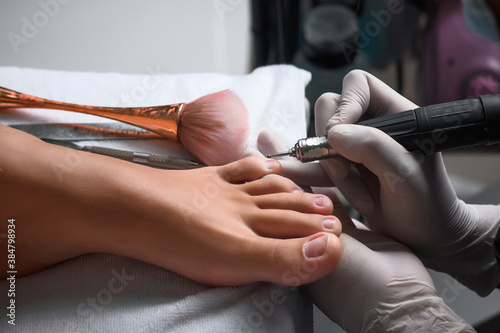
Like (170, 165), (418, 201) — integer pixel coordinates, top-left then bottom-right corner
(178, 90), (249, 166)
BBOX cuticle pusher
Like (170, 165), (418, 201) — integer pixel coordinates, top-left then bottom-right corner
(41, 138), (205, 170)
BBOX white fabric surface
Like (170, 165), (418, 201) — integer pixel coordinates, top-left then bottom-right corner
(0, 65), (313, 332)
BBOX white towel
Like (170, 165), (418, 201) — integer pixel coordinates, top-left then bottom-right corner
(0, 65), (314, 333)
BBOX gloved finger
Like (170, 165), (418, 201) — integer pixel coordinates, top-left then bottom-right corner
(328, 124), (419, 194)
(343, 224), (437, 289)
(313, 104), (379, 219)
(314, 92), (341, 136)
(257, 128), (291, 158)
(329, 166), (378, 218)
(343, 223), (406, 250)
(319, 155), (350, 186)
(320, 120), (391, 218)
(257, 129), (333, 187)
(313, 187), (356, 228)
(304, 233), (373, 329)
(325, 70), (418, 131)
(279, 160), (334, 187)
(313, 92), (353, 185)
(243, 148), (264, 158)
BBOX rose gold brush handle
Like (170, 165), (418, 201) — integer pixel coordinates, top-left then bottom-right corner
(0, 86), (183, 141)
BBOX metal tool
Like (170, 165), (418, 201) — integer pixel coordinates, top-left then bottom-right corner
(268, 136), (336, 162)
(42, 139), (204, 170)
(269, 94), (500, 162)
(9, 122), (160, 141)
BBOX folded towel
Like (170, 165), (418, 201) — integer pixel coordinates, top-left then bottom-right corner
(0, 65), (314, 333)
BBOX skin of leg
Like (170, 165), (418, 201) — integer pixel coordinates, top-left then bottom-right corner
(0, 125), (342, 286)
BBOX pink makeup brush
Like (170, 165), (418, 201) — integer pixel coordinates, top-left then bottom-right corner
(178, 89), (250, 166)
(0, 87), (249, 165)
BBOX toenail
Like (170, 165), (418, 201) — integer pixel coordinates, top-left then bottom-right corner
(303, 234), (328, 258)
(323, 218), (336, 230)
(314, 196), (326, 207)
(266, 159), (280, 171)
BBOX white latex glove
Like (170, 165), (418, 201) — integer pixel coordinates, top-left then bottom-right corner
(318, 69), (500, 296)
(307, 219), (476, 333)
(256, 135), (475, 331)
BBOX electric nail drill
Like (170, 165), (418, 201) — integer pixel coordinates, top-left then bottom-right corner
(269, 94), (500, 162)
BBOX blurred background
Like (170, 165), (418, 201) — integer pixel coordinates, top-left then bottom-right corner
(1, 0), (500, 331)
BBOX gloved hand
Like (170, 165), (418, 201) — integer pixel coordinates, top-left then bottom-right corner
(306, 217), (476, 333)
(317, 69), (500, 296)
(256, 133), (475, 331)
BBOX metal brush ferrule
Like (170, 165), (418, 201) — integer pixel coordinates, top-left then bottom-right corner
(294, 136), (338, 162)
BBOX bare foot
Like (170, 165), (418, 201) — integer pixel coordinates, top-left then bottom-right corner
(0, 125), (342, 286)
(105, 156), (343, 286)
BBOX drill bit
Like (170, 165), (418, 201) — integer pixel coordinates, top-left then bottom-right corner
(269, 94), (500, 163)
(267, 136), (338, 162)
(267, 151), (292, 158)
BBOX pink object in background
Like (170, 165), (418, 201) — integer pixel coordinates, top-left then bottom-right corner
(420, 0), (500, 105)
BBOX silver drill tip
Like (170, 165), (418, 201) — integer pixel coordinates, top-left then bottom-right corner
(267, 151), (290, 158)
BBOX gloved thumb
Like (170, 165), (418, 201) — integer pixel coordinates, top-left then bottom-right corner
(325, 70), (418, 131)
